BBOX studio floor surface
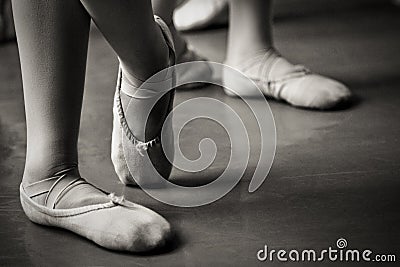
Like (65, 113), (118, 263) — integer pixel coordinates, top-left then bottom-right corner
(1, 3), (400, 266)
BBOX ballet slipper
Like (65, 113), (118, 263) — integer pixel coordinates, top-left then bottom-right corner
(176, 43), (213, 89)
(20, 167), (171, 252)
(174, 0), (229, 32)
(111, 16), (175, 186)
(223, 48), (352, 109)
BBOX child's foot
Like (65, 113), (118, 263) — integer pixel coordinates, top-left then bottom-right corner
(224, 48), (351, 109)
(112, 16), (175, 186)
(20, 166), (171, 252)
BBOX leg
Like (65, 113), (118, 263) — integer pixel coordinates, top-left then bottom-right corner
(80, 0), (169, 81)
(14, 0), (118, 211)
(80, 0), (173, 141)
(13, 0), (90, 185)
(79, 0), (178, 185)
(14, 0), (171, 252)
(226, 0), (273, 66)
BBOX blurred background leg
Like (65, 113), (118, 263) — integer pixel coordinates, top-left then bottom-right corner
(226, 0), (273, 66)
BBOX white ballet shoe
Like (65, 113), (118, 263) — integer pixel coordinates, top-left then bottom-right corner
(111, 16), (176, 186)
(223, 48), (352, 109)
(174, 0), (229, 31)
(20, 167), (171, 252)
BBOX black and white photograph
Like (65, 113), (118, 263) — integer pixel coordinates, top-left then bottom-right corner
(0, 0), (399, 265)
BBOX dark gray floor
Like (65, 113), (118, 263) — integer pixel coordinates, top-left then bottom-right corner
(1, 3), (400, 266)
